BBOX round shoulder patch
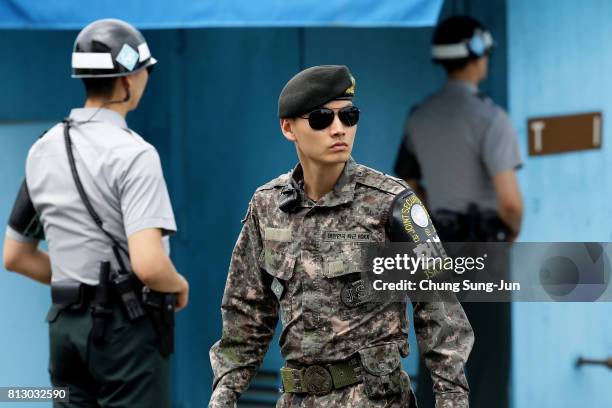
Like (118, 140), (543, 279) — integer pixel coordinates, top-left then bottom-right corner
(410, 203), (429, 228)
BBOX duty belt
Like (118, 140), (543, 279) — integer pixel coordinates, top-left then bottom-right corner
(281, 356), (361, 395)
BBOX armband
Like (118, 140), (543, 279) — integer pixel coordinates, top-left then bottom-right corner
(8, 180), (45, 241)
(386, 189), (436, 244)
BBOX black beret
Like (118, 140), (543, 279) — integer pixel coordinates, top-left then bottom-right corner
(278, 65), (356, 118)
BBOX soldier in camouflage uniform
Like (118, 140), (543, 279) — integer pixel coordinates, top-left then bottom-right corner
(209, 65), (474, 408)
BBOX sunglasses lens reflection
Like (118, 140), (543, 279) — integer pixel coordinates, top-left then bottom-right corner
(308, 109), (335, 130)
(339, 106), (360, 127)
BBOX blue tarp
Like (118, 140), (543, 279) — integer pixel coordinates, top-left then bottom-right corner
(0, 0), (443, 29)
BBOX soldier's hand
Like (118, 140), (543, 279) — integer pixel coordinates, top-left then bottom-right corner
(176, 274), (189, 311)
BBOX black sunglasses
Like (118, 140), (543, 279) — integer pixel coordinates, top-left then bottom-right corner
(299, 106), (360, 130)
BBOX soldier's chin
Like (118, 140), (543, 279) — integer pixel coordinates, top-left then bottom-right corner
(324, 150), (351, 163)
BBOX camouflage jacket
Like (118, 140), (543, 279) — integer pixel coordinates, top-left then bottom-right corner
(209, 158), (474, 407)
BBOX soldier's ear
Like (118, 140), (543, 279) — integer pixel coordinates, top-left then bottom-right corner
(280, 118), (297, 142)
(118, 76), (132, 102)
(120, 75), (132, 91)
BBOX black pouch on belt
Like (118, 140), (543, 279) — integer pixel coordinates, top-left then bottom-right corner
(51, 281), (87, 310)
(143, 288), (176, 357)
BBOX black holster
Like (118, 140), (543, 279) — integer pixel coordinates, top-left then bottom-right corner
(91, 261), (113, 345)
(143, 288), (176, 357)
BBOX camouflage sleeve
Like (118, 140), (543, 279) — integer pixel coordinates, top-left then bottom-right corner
(387, 189), (474, 407)
(413, 300), (473, 408)
(208, 200), (279, 408)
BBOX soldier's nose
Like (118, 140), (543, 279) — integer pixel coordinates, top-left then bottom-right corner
(329, 115), (346, 137)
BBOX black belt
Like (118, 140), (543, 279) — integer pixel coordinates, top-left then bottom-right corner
(51, 276), (175, 356)
(50, 274), (144, 310)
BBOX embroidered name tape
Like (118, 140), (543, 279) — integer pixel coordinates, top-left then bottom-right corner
(323, 231), (373, 242)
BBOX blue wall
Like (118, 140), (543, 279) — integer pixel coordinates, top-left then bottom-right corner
(0, 122), (55, 389)
(0, 29), (81, 391)
(508, 1), (612, 407)
(6, 1), (612, 407)
(0, 0), (510, 405)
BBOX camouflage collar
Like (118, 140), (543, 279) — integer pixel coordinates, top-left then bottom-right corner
(291, 157), (357, 208)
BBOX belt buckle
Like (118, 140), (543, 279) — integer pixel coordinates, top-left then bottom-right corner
(303, 365), (333, 396)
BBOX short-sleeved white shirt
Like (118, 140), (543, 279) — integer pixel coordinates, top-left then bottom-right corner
(7, 108), (176, 284)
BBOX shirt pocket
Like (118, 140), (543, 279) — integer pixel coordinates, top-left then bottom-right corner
(321, 243), (368, 279)
(319, 244), (377, 315)
(260, 240), (296, 282)
(259, 240), (297, 324)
